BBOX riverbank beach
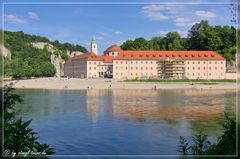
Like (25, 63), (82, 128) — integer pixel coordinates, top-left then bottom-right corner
(5, 78), (236, 90)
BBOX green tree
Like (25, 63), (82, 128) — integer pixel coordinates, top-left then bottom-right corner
(121, 40), (134, 50)
(4, 83), (54, 157)
(177, 113), (236, 156)
(165, 32), (184, 50)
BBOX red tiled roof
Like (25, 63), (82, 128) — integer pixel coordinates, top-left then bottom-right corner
(87, 52), (102, 61)
(106, 45), (123, 52)
(65, 52), (114, 64)
(114, 51), (225, 60)
(65, 53), (90, 63)
(100, 55), (114, 63)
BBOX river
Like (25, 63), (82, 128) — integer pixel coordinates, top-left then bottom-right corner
(14, 89), (236, 156)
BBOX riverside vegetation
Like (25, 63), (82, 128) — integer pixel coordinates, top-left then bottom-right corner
(177, 113), (237, 156)
(2, 83), (54, 158)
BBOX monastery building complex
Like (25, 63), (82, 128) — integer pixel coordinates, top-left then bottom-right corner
(64, 38), (227, 80)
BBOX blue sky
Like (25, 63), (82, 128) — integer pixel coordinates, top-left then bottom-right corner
(2, 0), (236, 54)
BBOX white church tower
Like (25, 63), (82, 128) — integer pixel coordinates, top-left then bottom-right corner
(91, 37), (98, 55)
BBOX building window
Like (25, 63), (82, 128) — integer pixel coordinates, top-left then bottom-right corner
(89, 62), (91, 64)
(146, 61), (148, 64)
(116, 73), (118, 75)
(121, 61), (123, 64)
(146, 67), (148, 70)
(203, 67), (205, 70)
(126, 61), (127, 64)
(193, 67), (195, 70)
(221, 61), (223, 64)
(193, 73), (194, 75)
(198, 67), (200, 70)
(187, 61), (189, 64)
(116, 67), (118, 69)
(94, 62), (96, 64)
(136, 61), (138, 64)
(141, 61), (143, 64)
(193, 61), (195, 64)
(198, 61), (200, 64)
(221, 67), (223, 70)
(136, 73), (138, 76)
(209, 73), (211, 76)
(209, 67), (211, 70)
(150, 61), (152, 64)
(215, 61), (217, 64)
(215, 67), (217, 70)
(187, 67), (189, 70)
(203, 61), (205, 64)
(126, 67), (127, 70)
(209, 61), (211, 64)
(131, 67), (133, 70)
(151, 67), (153, 70)
(89, 67), (91, 70)
(136, 67), (138, 70)
(141, 67), (143, 70)
(94, 67), (96, 70)
(131, 61), (133, 64)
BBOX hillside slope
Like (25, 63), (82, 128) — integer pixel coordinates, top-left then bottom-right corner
(2, 31), (87, 78)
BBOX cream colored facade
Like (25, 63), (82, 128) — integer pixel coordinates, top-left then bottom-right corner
(113, 60), (159, 79)
(112, 59), (226, 80)
(185, 60), (226, 79)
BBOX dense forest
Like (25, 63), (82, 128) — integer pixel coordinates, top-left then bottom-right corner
(1, 31), (87, 79)
(121, 20), (237, 62)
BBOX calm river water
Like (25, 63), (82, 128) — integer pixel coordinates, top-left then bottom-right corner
(15, 89), (236, 155)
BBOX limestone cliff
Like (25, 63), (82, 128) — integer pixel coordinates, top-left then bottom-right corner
(31, 42), (65, 77)
(0, 43), (11, 59)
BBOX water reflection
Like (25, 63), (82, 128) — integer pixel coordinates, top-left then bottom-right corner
(84, 89), (235, 123)
(14, 89), (236, 155)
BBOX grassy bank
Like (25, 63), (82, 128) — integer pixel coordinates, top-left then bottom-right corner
(124, 79), (236, 83)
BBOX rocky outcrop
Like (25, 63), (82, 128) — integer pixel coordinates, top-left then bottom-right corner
(67, 50), (84, 57)
(31, 42), (65, 77)
(226, 61), (236, 73)
(0, 43), (11, 59)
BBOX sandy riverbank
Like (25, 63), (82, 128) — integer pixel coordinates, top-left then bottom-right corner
(4, 77), (237, 90)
